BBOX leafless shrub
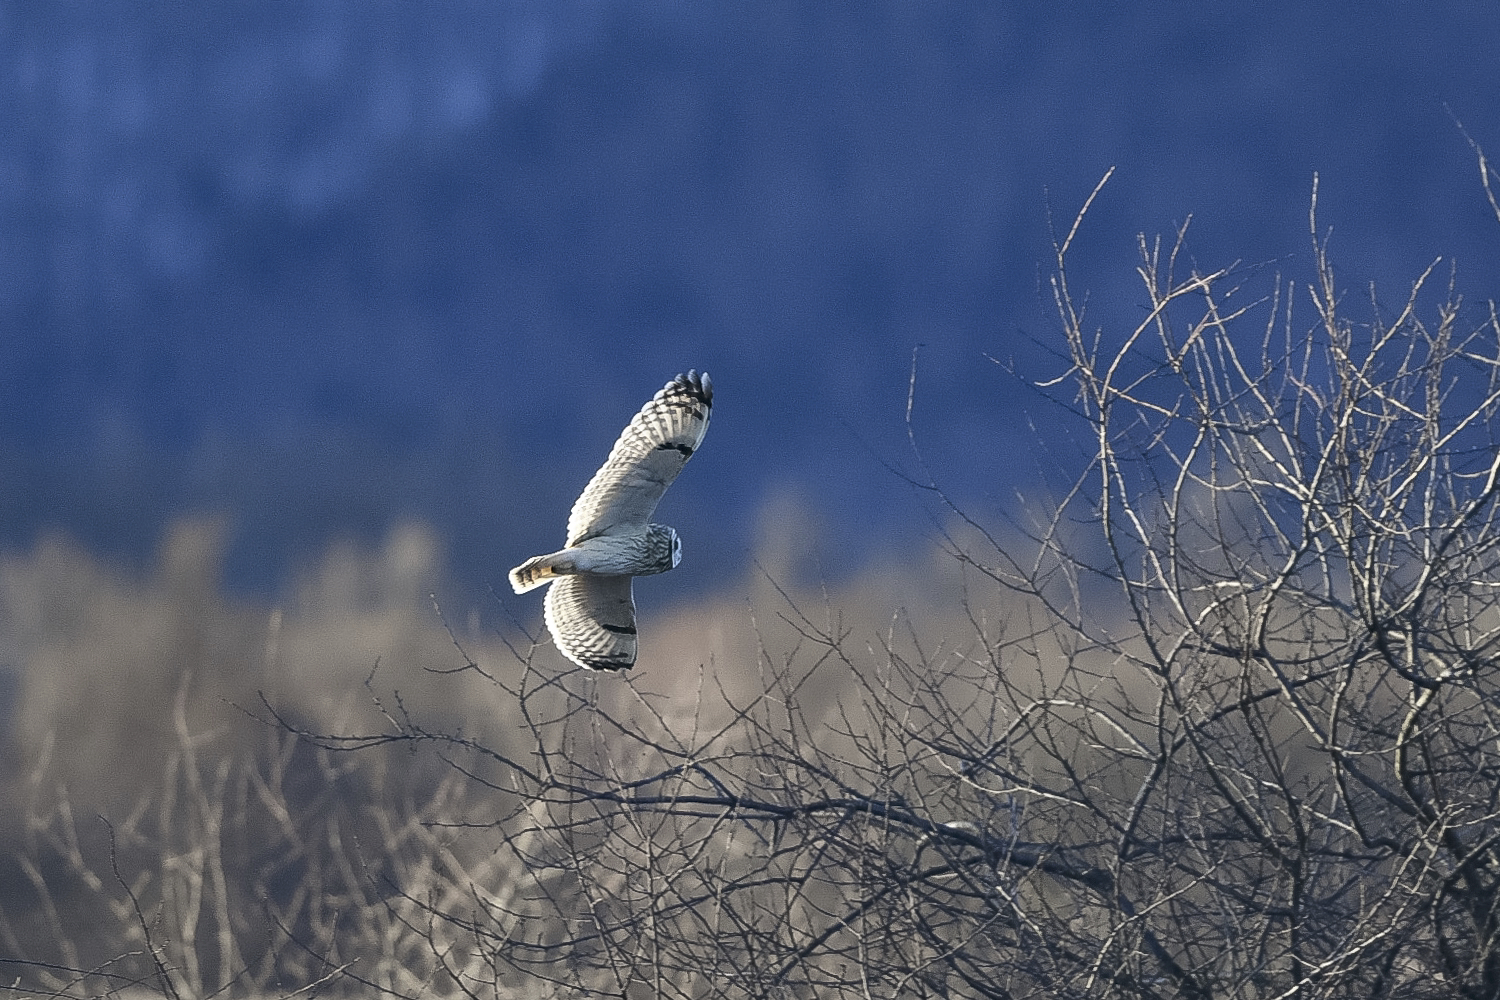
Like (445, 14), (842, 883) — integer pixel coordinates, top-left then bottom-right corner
(317, 152), (1500, 999)
(1, 668), (491, 998)
(10, 149), (1500, 999)
(0, 522), (532, 999)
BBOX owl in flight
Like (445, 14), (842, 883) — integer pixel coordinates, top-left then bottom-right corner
(510, 370), (713, 670)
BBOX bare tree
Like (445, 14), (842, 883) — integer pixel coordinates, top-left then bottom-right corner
(999, 163), (1500, 998)
(12, 152), (1500, 999)
(283, 149), (1500, 1000)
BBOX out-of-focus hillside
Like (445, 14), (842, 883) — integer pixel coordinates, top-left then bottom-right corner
(3, 3), (1499, 595)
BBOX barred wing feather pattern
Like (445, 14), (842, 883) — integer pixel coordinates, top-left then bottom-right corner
(566, 371), (713, 545)
(544, 574), (637, 671)
(510, 370), (713, 671)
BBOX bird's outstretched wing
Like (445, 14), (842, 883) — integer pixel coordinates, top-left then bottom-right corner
(565, 370), (713, 546)
(544, 574), (637, 671)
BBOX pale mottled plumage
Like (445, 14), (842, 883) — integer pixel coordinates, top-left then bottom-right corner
(510, 370), (713, 670)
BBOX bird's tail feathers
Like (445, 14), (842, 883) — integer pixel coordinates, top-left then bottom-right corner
(509, 551), (576, 594)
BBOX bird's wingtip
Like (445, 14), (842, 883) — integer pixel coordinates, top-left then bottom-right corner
(672, 369), (712, 404)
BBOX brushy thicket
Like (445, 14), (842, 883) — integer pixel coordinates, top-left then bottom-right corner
(7, 150), (1500, 999)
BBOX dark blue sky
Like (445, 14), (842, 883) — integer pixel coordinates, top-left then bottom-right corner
(3, 2), (1500, 596)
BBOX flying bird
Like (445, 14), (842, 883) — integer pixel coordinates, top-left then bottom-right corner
(510, 370), (713, 670)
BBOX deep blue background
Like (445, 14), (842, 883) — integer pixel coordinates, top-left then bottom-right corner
(3, 2), (1499, 596)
